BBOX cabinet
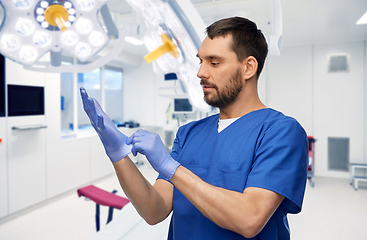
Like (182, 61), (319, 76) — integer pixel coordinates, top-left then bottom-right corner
(350, 163), (367, 190)
(7, 116), (47, 214)
(0, 118), (8, 218)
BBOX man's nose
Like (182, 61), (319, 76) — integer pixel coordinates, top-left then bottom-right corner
(197, 63), (209, 80)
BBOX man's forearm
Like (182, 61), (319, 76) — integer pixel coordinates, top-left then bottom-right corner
(170, 165), (284, 238)
(113, 156), (173, 225)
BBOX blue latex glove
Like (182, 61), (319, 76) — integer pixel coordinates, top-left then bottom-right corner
(127, 129), (180, 180)
(80, 87), (131, 162)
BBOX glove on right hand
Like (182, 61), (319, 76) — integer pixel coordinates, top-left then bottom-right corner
(80, 87), (131, 162)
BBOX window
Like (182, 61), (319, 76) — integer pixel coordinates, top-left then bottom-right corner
(60, 59), (74, 134)
(104, 66), (124, 123)
(77, 68), (101, 130)
(61, 71), (74, 133)
(60, 59), (124, 137)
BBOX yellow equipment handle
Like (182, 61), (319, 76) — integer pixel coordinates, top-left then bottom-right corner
(144, 33), (179, 64)
(44, 4), (69, 32)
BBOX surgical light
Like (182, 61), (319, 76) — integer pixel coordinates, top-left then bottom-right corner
(19, 46), (38, 63)
(64, 2), (72, 9)
(61, 30), (79, 46)
(1, 34), (21, 51)
(75, 18), (93, 34)
(0, 0), (113, 68)
(12, 0), (34, 9)
(33, 31), (52, 47)
(75, 42), (91, 58)
(77, 0), (95, 11)
(16, 18), (36, 36)
(40, 1), (48, 8)
(89, 31), (106, 46)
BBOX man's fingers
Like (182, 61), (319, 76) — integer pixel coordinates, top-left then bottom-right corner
(80, 87), (89, 99)
(126, 130), (146, 145)
(97, 114), (104, 129)
(131, 146), (138, 156)
(131, 142), (145, 156)
(80, 88), (90, 109)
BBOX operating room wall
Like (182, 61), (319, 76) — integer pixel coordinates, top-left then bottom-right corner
(265, 40), (366, 178)
(123, 62), (173, 128)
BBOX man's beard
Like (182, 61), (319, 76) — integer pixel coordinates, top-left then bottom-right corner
(201, 69), (243, 109)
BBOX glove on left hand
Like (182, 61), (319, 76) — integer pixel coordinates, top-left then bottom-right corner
(127, 129), (180, 180)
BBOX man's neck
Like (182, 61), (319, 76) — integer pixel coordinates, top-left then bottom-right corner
(219, 103), (266, 119)
(219, 90), (266, 120)
(218, 75), (266, 119)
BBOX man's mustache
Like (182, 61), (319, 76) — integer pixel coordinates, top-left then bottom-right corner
(200, 79), (218, 90)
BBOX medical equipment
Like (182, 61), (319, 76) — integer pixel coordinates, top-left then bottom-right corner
(307, 136), (316, 187)
(172, 98), (193, 114)
(349, 163), (367, 190)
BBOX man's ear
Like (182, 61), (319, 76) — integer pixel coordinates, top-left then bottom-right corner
(242, 56), (258, 80)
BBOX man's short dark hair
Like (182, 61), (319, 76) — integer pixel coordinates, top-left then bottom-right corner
(206, 17), (268, 79)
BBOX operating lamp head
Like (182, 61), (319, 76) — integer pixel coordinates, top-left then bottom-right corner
(0, 0), (110, 66)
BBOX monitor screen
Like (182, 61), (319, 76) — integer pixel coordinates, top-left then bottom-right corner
(0, 55), (4, 117)
(8, 85), (44, 116)
(173, 98), (193, 113)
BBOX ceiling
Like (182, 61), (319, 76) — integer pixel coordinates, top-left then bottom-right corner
(108, 0), (367, 47)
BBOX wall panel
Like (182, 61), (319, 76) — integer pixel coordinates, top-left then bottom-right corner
(313, 41), (365, 177)
(267, 45), (314, 135)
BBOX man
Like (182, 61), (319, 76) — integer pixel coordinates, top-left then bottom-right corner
(81, 17), (308, 239)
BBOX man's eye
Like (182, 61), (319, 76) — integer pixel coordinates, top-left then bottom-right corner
(211, 62), (219, 66)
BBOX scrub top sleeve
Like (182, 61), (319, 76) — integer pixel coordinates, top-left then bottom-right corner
(245, 117), (309, 214)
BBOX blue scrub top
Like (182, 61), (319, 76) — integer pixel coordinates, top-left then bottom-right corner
(158, 108), (309, 240)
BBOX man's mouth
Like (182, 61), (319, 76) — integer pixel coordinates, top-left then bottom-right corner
(202, 85), (216, 92)
(200, 79), (217, 92)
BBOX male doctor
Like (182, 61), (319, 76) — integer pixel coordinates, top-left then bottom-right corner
(81, 17), (308, 239)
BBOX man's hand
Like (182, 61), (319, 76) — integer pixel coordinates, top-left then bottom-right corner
(127, 129), (180, 180)
(80, 87), (131, 162)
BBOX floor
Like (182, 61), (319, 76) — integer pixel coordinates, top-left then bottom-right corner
(0, 166), (366, 240)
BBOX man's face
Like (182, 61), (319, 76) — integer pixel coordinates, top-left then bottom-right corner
(197, 35), (243, 109)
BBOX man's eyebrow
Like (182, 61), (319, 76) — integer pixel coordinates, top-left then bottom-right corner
(196, 54), (223, 60)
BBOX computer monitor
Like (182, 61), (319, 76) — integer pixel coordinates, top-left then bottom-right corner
(173, 98), (193, 114)
(8, 85), (44, 116)
(0, 54), (4, 117)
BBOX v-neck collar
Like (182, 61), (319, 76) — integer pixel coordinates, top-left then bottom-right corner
(215, 108), (270, 135)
